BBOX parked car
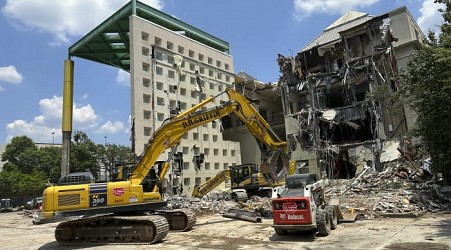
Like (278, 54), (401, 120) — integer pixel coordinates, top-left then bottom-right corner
(26, 197), (42, 210)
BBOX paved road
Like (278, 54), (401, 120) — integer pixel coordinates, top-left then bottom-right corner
(0, 211), (450, 250)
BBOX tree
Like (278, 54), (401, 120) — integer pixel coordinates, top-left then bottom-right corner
(401, 0), (451, 184)
(39, 146), (62, 183)
(1, 136), (37, 171)
(70, 131), (99, 178)
(97, 143), (136, 181)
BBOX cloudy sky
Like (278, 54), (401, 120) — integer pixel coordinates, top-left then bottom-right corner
(0, 0), (444, 146)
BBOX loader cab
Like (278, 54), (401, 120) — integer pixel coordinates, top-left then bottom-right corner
(285, 173), (317, 189)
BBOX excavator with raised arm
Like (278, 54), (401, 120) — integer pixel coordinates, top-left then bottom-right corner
(38, 87), (289, 245)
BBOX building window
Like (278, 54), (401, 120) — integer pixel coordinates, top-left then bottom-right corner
(199, 67), (205, 75)
(155, 51), (163, 61)
(156, 81), (163, 90)
(168, 70), (175, 79)
(203, 134), (209, 141)
(156, 66), (163, 75)
(141, 32), (149, 41)
(214, 148), (218, 156)
(189, 50), (194, 58)
(231, 150), (235, 156)
(226, 75), (230, 82)
(142, 62), (150, 72)
(223, 163), (228, 170)
(214, 162), (220, 170)
(223, 149), (227, 156)
(143, 110), (151, 119)
(142, 47), (149, 56)
(204, 148), (210, 156)
(216, 60), (222, 68)
(184, 177), (190, 185)
(182, 133), (188, 139)
(167, 55), (174, 65)
(169, 85), (177, 93)
(208, 57), (213, 64)
(178, 46), (184, 54)
(190, 90), (197, 98)
(189, 63), (195, 71)
(213, 135), (218, 142)
(144, 127), (152, 136)
(209, 70), (214, 77)
(193, 132), (199, 141)
(143, 78), (150, 87)
(180, 74), (186, 82)
(157, 112), (164, 121)
(218, 84), (223, 92)
(190, 76), (196, 85)
(154, 36), (162, 46)
(180, 88), (186, 96)
(143, 94), (150, 103)
(198, 53), (204, 62)
(183, 146), (189, 154)
(225, 63), (230, 70)
(212, 121), (217, 128)
(195, 177), (201, 185)
(209, 82), (215, 90)
(167, 41), (173, 50)
(205, 162), (210, 170)
(157, 97), (164, 106)
(217, 73), (222, 80)
(180, 102), (187, 109)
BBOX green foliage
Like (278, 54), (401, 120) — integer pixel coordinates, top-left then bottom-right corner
(0, 133), (134, 198)
(0, 167), (48, 197)
(1, 136), (37, 166)
(70, 131), (100, 178)
(401, 1), (451, 184)
(97, 143), (136, 181)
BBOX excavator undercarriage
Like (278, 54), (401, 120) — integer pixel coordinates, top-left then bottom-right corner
(55, 209), (196, 245)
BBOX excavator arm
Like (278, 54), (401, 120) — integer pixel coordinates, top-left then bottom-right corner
(130, 87), (288, 187)
(192, 169), (231, 198)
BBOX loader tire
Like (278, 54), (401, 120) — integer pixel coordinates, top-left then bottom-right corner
(316, 209), (331, 236)
(326, 205), (338, 230)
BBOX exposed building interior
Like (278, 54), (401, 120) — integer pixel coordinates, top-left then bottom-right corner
(277, 10), (415, 179)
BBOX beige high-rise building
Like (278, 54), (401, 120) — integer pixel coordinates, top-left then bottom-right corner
(128, 10), (241, 195)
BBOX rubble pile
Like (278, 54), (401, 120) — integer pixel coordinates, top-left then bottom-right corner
(165, 161), (451, 220)
(166, 191), (273, 217)
(327, 162), (451, 218)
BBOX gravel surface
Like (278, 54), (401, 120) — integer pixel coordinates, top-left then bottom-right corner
(0, 210), (450, 250)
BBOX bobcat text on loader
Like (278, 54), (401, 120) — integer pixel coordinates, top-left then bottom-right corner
(271, 174), (351, 236)
(38, 88), (289, 245)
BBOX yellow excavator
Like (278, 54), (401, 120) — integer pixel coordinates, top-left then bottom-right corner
(192, 163), (286, 200)
(38, 87), (289, 245)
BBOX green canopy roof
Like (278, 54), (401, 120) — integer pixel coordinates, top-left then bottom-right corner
(69, 0), (230, 72)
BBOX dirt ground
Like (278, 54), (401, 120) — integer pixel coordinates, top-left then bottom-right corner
(0, 211), (450, 250)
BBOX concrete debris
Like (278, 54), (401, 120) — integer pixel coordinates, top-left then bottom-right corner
(221, 208), (262, 223)
(166, 192), (273, 219)
(167, 161), (450, 221)
(327, 161), (451, 218)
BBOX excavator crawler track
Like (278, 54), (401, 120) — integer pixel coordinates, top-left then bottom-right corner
(156, 209), (197, 231)
(55, 214), (169, 245)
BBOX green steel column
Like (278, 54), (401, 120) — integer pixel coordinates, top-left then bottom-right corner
(61, 59), (74, 178)
(132, 0), (137, 15)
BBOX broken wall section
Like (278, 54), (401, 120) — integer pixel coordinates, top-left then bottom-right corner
(278, 12), (407, 178)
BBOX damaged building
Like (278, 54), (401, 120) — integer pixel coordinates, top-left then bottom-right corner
(277, 7), (425, 178)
